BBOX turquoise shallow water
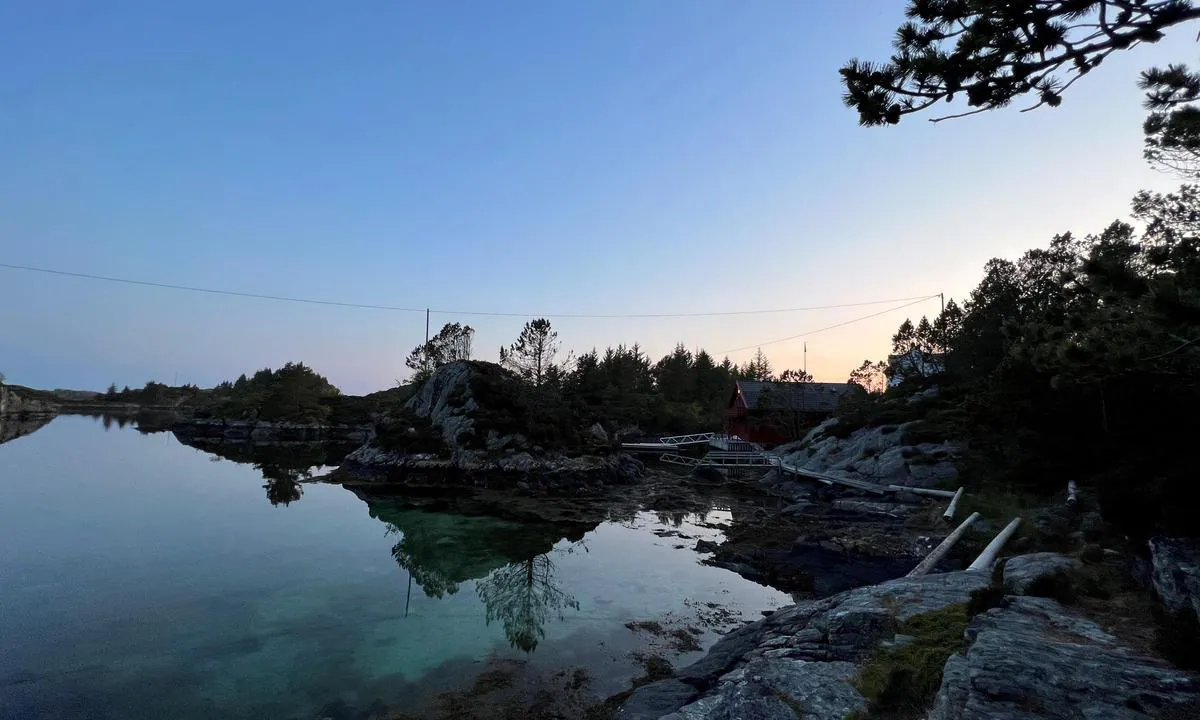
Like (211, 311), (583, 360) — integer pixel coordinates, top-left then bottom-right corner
(0, 417), (789, 720)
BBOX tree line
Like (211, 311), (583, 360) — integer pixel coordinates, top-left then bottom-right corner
(851, 191), (1199, 537)
(405, 315), (840, 436)
(836, 0), (1200, 539)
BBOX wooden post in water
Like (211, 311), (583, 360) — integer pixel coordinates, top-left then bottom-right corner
(968, 517), (1022, 572)
(942, 487), (965, 522)
(906, 512), (980, 578)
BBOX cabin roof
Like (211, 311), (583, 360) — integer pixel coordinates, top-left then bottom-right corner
(734, 381), (852, 413)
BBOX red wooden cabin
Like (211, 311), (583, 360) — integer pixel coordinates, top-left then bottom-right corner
(725, 380), (853, 446)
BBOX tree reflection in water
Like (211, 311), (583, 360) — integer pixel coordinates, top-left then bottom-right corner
(476, 553), (579, 653)
(259, 463), (308, 507)
(389, 523), (462, 600)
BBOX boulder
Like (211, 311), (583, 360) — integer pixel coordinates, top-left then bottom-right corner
(1002, 553), (1081, 598)
(928, 596), (1200, 719)
(1148, 537), (1200, 624)
(589, 422), (609, 444)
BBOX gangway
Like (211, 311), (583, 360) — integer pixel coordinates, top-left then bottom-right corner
(622, 432), (760, 453)
(657, 432), (720, 446)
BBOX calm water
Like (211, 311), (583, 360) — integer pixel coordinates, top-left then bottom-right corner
(0, 417), (789, 720)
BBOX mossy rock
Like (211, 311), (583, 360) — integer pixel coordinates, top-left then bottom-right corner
(854, 603), (970, 718)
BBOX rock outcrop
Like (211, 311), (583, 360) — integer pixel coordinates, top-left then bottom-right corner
(0, 385), (58, 417)
(620, 555), (1200, 720)
(929, 595), (1199, 719)
(1149, 537), (1200, 625)
(343, 361), (645, 488)
(619, 571), (992, 719)
(404, 361), (479, 448)
(772, 419), (959, 494)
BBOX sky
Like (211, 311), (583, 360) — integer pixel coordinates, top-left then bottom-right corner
(1, 1), (1196, 394)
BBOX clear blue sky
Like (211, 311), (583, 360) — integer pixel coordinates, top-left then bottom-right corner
(1, 1), (1194, 394)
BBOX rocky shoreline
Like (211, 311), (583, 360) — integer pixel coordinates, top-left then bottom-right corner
(172, 417), (373, 445)
(340, 443), (647, 490)
(618, 553), (1200, 720)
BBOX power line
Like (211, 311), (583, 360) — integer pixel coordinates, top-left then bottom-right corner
(0, 261), (939, 320)
(0, 262), (428, 313)
(439, 295), (941, 319)
(717, 296), (938, 355)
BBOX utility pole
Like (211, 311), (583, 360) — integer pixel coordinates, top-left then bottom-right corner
(939, 293), (946, 353)
(803, 342), (807, 376)
(423, 308), (431, 377)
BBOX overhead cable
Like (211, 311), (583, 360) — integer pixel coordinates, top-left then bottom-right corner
(1, 262), (938, 320)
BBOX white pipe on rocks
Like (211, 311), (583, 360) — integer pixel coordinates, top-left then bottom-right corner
(906, 512), (981, 578)
(942, 487), (965, 522)
(886, 485), (958, 499)
(968, 517), (1023, 572)
(1067, 480), (1078, 507)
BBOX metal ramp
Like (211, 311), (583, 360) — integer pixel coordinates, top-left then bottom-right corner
(657, 432), (720, 446)
(622, 432), (761, 453)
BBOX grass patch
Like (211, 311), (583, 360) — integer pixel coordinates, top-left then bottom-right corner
(854, 603), (970, 719)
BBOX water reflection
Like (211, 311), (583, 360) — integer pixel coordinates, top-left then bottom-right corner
(0, 417), (794, 720)
(655, 510), (688, 528)
(355, 490), (592, 651)
(477, 553), (579, 652)
(0, 413), (54, 446)
(176, 438), (353, 507)
(263, 477), (304, 507)
(89, 410), (181, 434)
